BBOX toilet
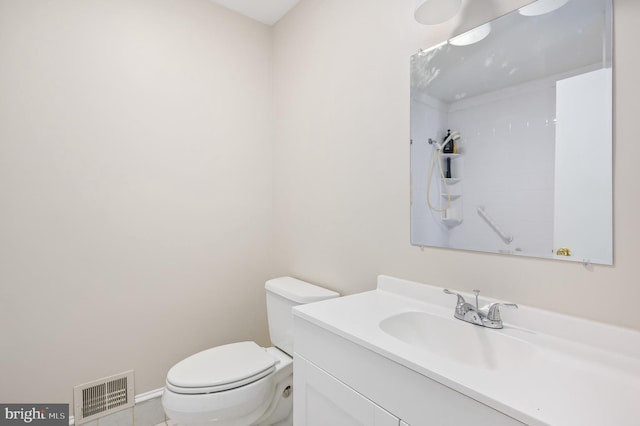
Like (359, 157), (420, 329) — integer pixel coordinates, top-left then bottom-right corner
(162, 277), (339, 426)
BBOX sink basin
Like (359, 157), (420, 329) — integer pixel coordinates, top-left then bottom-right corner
(379, 311), (535, 370)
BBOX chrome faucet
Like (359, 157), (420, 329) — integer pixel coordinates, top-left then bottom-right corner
(443, 289), (517, 329)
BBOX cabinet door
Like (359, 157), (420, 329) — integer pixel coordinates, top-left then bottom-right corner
(294, 355), (399, 426)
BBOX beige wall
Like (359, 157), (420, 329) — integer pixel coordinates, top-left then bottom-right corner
(273, 0), (640, 330)
(0, 0), (273, 404)
(2, 0), (639, 410)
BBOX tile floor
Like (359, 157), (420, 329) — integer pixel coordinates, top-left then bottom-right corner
(77, 396), (169, 426)
(153, 420), (178, 426)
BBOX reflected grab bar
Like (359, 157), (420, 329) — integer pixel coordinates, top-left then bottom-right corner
(477, 206), (513, 245)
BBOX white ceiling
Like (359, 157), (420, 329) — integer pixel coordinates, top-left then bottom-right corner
(209, 0), (302, 25)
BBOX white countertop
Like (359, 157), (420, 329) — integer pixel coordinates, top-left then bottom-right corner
(293, 275), (640, 426)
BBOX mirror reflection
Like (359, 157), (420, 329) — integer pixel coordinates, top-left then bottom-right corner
(410, 0), (612, 264)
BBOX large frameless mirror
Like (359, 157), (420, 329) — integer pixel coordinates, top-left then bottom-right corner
(410, 0), (613, 264)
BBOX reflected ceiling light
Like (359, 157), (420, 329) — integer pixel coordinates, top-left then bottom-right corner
(415, 0), (462, 25)
(519, 0), (569, 16)
(418, 40), (448, 55)
(449, 22), (491, 46)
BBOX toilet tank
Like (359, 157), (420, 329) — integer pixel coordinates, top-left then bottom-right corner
(265, 277), (339, 355)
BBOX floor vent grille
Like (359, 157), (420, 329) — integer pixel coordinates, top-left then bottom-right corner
(73, 370), (134, 424)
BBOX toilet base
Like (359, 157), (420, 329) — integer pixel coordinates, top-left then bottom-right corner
(255, 373), (292, 426)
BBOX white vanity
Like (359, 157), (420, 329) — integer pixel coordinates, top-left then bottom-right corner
(292, 276), (640, 426)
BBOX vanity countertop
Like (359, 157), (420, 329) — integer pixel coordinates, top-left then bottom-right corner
(293, 276), (640, 426)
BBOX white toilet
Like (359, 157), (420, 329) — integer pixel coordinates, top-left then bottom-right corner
(162, 277), (339, 426)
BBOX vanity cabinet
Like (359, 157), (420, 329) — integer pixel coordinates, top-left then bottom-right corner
(294, 355), (401, 426)
(293, 315), (525, 426)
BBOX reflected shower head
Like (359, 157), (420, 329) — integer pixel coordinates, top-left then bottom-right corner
(441, 131), (460, 147)
(448, 131), (461, 142)
(431, 130), (461, 151)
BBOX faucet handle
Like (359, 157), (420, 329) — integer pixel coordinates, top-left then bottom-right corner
(443, 289), (474, 319)
(443, 289), (467, 307)
(485, 302), (518, 322)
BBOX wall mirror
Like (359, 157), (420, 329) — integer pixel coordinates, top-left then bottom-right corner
(410, 0), (613, 265)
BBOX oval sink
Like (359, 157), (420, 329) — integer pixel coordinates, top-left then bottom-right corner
(379, 311), (535, 370)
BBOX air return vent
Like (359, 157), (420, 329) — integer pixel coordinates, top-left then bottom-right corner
(73, 370), (134, 424)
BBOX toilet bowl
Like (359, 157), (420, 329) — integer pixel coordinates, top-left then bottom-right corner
(162, 344), (293, 426)
(162, 277), (339, 426)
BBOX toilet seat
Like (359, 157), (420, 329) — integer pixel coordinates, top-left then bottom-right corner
(166, 341), (276, 394)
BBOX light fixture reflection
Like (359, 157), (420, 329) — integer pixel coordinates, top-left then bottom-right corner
(449, 23), (492, 46)
(418, 40), (448, 55)
(519, 0), (569, 16)
(415, 0), (462, 25)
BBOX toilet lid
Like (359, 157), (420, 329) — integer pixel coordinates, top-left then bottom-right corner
(166, 341), (276, 394)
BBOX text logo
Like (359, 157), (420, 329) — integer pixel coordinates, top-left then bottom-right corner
(0, 405), (68, 426)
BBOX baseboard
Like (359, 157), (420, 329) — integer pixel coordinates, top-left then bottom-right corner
(135, 388), (165, 404)
(68, 387), (165, 425)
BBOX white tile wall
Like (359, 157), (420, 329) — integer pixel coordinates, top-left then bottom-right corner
(449, 83), (556, 254)
(411, 78), (556, 254)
